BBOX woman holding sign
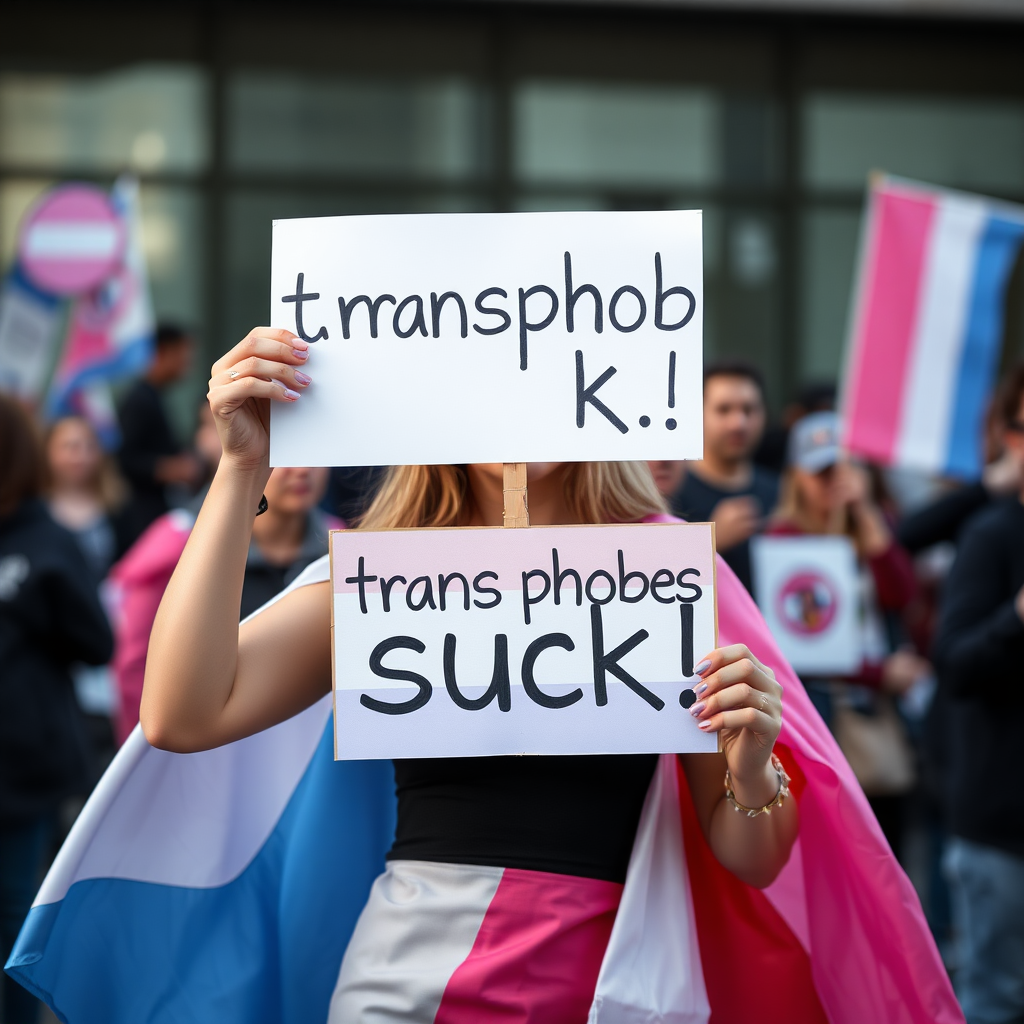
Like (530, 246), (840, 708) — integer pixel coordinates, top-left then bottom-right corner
(138, 327), (794, 1018)
(114, 328), (959, 1024)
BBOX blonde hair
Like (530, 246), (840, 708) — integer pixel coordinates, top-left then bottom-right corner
(44, 416), (127, 512)
(358, 463), (667, 530)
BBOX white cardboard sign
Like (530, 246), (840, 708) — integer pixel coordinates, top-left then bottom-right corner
(330, 522), (718, 759)
(750, 535), (862, 676)
(270, 210), (703, 467)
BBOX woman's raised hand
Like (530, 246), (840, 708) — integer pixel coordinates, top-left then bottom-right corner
(207, 328), (311, 470)
(688, 644), (783, 800)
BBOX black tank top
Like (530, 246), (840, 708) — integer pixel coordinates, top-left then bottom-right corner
(388, 754), (659, 884)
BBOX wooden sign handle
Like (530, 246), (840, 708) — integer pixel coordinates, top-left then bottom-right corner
(502, 463), (529, 528)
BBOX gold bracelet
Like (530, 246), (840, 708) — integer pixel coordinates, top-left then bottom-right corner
(724, 752), (791, 818)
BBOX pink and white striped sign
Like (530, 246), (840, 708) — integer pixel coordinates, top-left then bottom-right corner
(840, 176), (1024, 479)
(330, 522), (718, 759)
(18, 185), (125, 296)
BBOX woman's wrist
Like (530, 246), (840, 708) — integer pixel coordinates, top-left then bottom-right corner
(727, 757), (782, 809)
(211, 458), (272, 513)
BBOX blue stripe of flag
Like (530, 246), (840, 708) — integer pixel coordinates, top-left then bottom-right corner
(944, 215), (1024, 479)
(7, 723), (396, 1024)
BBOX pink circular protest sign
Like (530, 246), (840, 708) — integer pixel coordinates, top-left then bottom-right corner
(18, 185), (124, 296)
(777, 570), (840, 636)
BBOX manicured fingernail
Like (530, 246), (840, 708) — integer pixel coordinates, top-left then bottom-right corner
(289, 335), (306, 347)
(294, 371), (312, 386)
(698, 720), (712, 730)
(283, 387), (300, 400)
(694, 682), (708, 696)
(694, 659), (712, 675)
(292, 348), (309, 360)
(688, 701), (706, 718)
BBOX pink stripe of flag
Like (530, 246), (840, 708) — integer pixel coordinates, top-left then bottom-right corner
(842, 187), (937, 463)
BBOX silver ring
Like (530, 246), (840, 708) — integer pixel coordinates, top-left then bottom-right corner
(228, 369), (239, 379)
(760, 694), (770, 712)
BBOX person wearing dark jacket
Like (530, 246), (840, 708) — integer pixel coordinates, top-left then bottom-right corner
(0, 396), (113, 1024)
(116, 324), (203, 545)
(933, 365), (1024, 1024)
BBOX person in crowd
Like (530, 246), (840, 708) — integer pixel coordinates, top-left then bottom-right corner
(933, 364), (1024, 1024)
(139, 327), (797, 1019)
(755, 381), (836, 475)
(765, 411), (928, 859)
(0, 396), (113, 1024)
(671, 361), (778, 594)
(117, 323), (204, 545)
(646, 459), (686, 499)
(44, 415), (131, 579)
(109, 400), (339, 743)
(44, 415), (129, 772)
(321, 466), (387, 523)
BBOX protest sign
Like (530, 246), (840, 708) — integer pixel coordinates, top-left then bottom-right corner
(330, 521), (718, 759)
(269, 210), (703, 467)
(750, 535), (861, 676)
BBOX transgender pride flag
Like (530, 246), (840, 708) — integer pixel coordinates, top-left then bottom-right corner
(840, 175), (1024, 479)
(6, 546), (962, 1024)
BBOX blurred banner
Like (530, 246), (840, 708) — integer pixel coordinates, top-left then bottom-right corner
(46, 177), (155, 446)
(0, 264), (61, 400)
(839, 175), (1024, 479)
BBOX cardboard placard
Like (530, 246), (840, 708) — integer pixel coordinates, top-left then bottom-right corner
(270, 210), (703, 467)
(330, 522), (718, 759)
(750, 535), (861, 676)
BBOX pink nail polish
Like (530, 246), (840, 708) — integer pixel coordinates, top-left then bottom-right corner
(694, 659), (712, 675)
(694, 682), (708, 696)
(283, 388), (300, 400)
(294, 371), (312, 386)
(688, 701), (706, 718)
(698, 720), (712, 730)
(292, 348), (309, 360)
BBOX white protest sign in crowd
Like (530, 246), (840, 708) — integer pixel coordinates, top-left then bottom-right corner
(269, 210), (703, 467)
(331, 523), (718, 758)
(750, 535), (861, 676)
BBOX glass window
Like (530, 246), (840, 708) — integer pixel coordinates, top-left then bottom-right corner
(514, 81), (720, 188)
(0, 65), (209, 174)
(223, 189), (486, 345)
(139, 185), (205, 329)
(227, 73), (488, 180)
(800, 207), (861, 386)
(803, 93), (1024, 193)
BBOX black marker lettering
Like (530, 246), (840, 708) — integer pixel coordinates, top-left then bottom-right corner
(590, 604), (662, 709)
(431, 291), (468, 339)
(576, 351), (628, 434)
(650, 568), (676, 604)
(564, 252), (603, 334)
(473, 288), (512, 336)
(344, 556), (377, 614)
(361, 636), (431, 715)
(680, 602), (694, 678)
(406, 575), (437, 611)
(522, 634), (581, 709)
(393, 295), (428, 339)
(676, 568), (702, 603)
(551, 548), (582, 607)
(522, 569), (551, 625)
(472, 571), (502, 609)
(617, 549), (649, 604)
(444, 633), (511, 711)
(281, 273), (328, 342)
(380, 574), (406, 612)
(585, 569), (616, 606)
(518, 285), (558, 371)
(608, 285), (646, 333)
(654, 253), (696, 332)
(438, 572), (471, 611)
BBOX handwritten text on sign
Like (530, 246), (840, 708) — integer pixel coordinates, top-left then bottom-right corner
(271, 211), (703, 467)
(330, 523), (718, 759)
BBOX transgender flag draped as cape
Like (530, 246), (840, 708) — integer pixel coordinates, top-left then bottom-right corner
(6, 545), (962, 1023)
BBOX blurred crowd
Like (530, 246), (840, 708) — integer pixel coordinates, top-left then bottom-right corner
(2, 328), (1023, 1023)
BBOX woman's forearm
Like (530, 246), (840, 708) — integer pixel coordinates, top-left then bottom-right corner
(141, 461), (269, 750)
(708, 760), (799, 888)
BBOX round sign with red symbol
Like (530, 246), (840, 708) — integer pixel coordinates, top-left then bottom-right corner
(776, 570), (840, 636)
(18, 184), (125, 296)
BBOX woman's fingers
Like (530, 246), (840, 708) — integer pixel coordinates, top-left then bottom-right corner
(695, 706), (778, 736)
(690, 679), (780, 726)
(212, 356), (312, 392)
(211, 328), (307, 379)
(212, 376), (301, 412)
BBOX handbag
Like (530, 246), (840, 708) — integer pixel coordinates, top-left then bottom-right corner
(832, 688), (916, 796)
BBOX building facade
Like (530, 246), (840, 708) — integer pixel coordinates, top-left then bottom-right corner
(2, 2), (1023, 411)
